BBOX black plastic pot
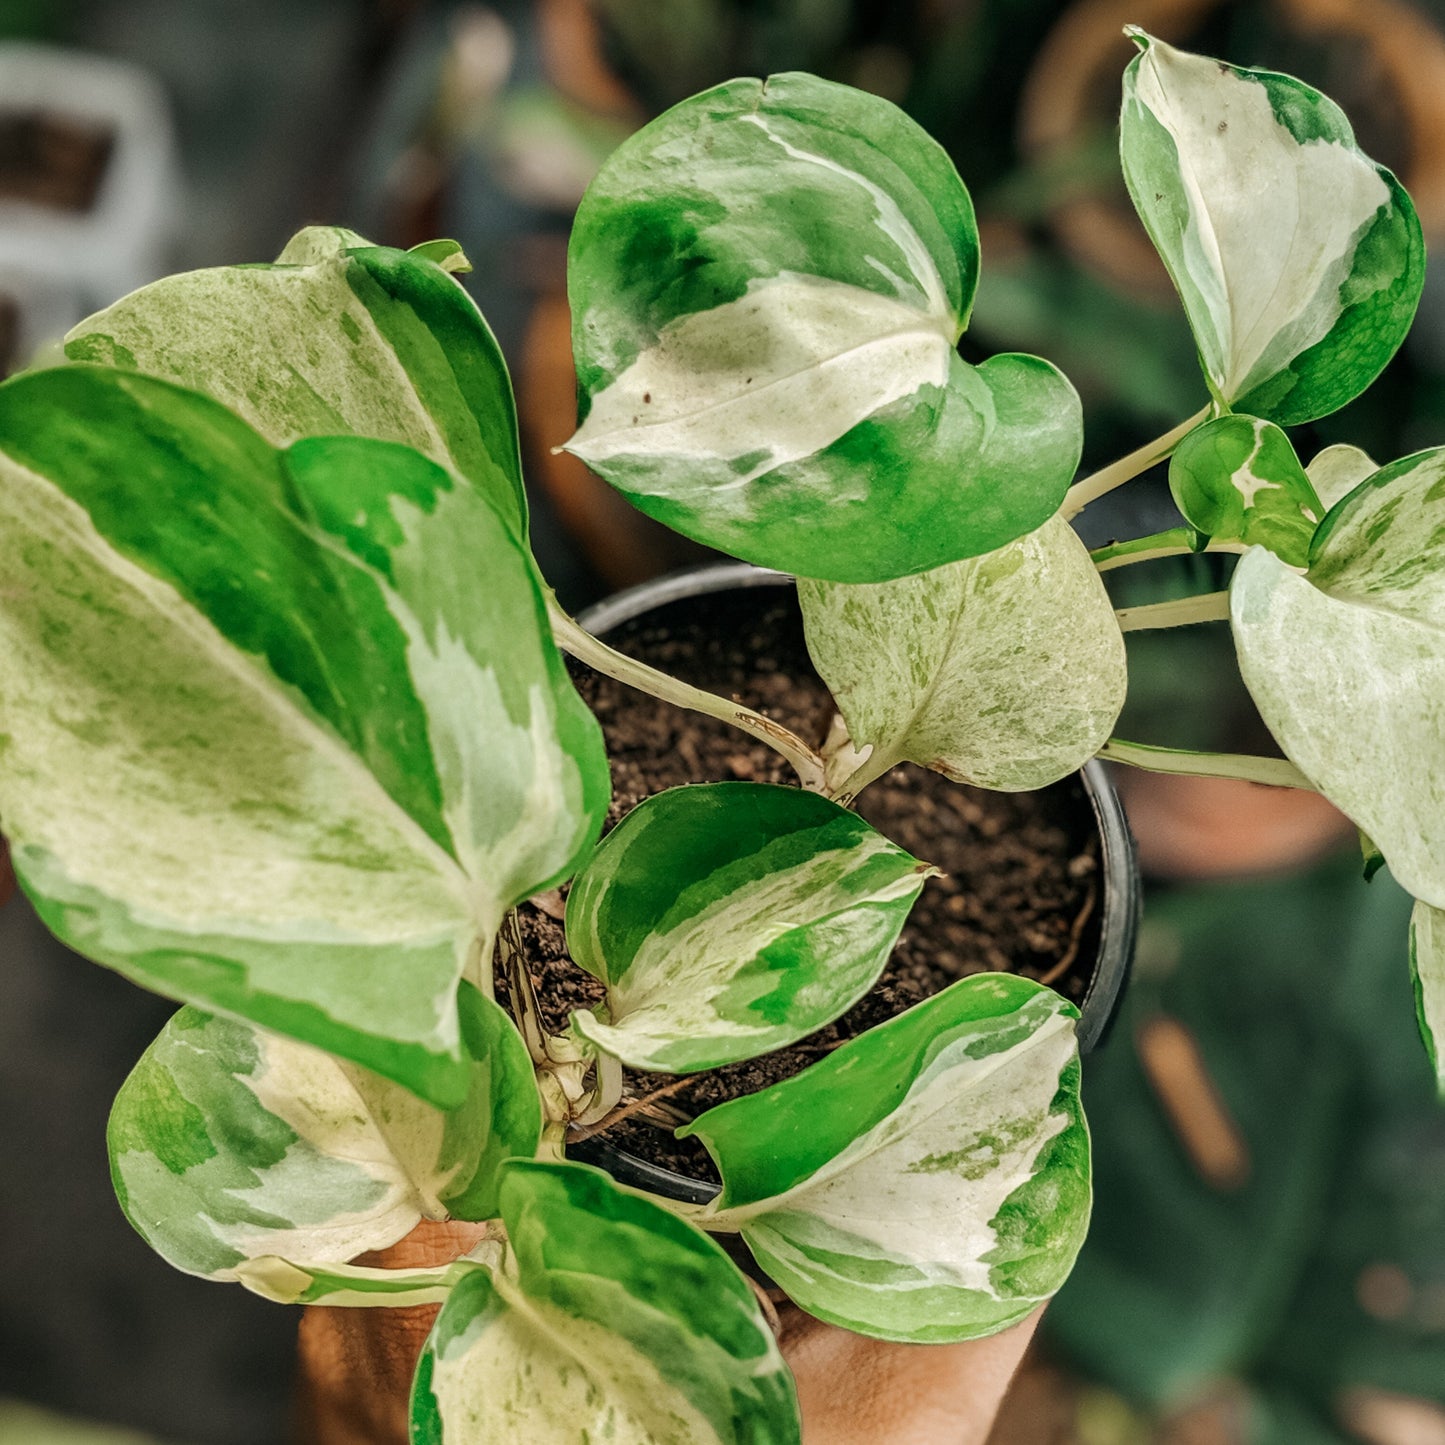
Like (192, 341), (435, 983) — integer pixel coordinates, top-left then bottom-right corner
(567, 561), (1140, 1209)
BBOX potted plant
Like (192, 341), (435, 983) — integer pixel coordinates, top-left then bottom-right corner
(0, 26), (1438, 1441)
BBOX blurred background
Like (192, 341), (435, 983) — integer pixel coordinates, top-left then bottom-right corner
(1, 1), (1443, 1441)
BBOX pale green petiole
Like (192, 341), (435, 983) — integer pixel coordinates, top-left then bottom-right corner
(1091, 530), (1248, 572)
(1115, 591), (1231, 632)
(1099, 737), (1314, 789)
(1062, 405), (1214, 519)
(546, 594), (827, 792)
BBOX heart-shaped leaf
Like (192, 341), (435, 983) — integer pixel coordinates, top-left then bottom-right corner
(1409, 901), (1445, 1097)
(1231, 447), (1445, 907)
(1168, 416), (1323, 566)
(107, 986), (540, 1283)
(65, 226), (526, 533)
(684, 975), (1089, 1343)
(566, 72), (1081, 583)
(798, 513), (1125, 790)
(0, 367), (607, 1102)
(1307, 443), (1377, 509)
(1121, 30), (1423, 425)
(409, 1160), (800, 1444)
(564, 783), (931, 1072)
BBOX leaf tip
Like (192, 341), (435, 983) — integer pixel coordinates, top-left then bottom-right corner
(1123, 24), (1151, 52)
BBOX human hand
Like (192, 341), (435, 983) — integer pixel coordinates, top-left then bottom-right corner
(294, 1220), (1039, 1444)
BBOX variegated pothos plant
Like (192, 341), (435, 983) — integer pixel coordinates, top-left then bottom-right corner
(0, 27), (1438, 1444)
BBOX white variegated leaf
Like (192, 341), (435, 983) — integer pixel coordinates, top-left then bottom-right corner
(409, 1162), (800, 1443)
(1232, 447), (1445, 907)
(565, 784), (930, 1072)
(1121, 31), (1423, 424)
(1168, 416), (1323, 566)
(566, 72), (1081, 582)
(0, 368), (607, 1103)
(237, 1248), (500, 1307)
(686, 976), (1089, 1343)
(1307, 443), (1377, 509)
(107, 991), (540, 1282)
(65, 226), (526, 532)
(798, 514), (1125, 791)
(1409, 900), (1445, 1098)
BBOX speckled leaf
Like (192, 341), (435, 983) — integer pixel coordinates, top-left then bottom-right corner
(1307, 443), (1377, 509)
(107, 987), (540, 1283)
(685, 975), (1089, 1343)
(1409, 901), (1445, 1098)
(1232, 447), (1445, 907)
(565, 72), (1081, 583)
(798, 514), (1125, 791)
(1121, 31), (1423, 424)
(564, 784), (930, 1072)
(409, 1160), (799, 1444)
(0, 367), (607, 1103)
(64, 225), (525, 533)
(1168, 416), (1323, 566)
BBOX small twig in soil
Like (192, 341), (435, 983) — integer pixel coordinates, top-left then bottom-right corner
(1039, 881), (1097, 988)
(566, 1074), (701, 1142)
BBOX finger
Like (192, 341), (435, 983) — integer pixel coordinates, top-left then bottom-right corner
(776, 1304), (1044, 1445)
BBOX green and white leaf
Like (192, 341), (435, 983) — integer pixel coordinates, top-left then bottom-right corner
(566, 71), (1081, 583)
(108, 987), (540, 1282)
(1121, 30), (1423, 424)
(564, 783), (931, 1072)
(65, 225), (525, 533)
(798, 514), (1125, 791)
(1307, 443), (1377, 509)
(237, 1248), (499, 1308)
(1168, 415), (1323, 566)
(409, 1161), (800, 1444)
(0, 367), (607, 1103)
(685, 975), (1089, 1343)
(1232, 447), (1445, 907)
(1409, 900), (1445, 1097)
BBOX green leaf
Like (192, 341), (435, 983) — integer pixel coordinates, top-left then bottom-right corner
(798, 514), (1125, 790)
(564, 783), (930, 1072)
(64, 225), (525, 533)
(107, 987), (540, 1282)
(684, 975), (1089, 1343)
(409, 1160), (800, 1444)
(0, 367), (607, 1102)
(1307, 443), (1377, 509)
(565, 72), (1081, 583)
(1409, 901), (1445, 1097)
(236, 1253), (494, 1308)
(1168, 416), (1323, 566)
(1231, 447), (1445, 909)
(1121, 30), (1423, 425)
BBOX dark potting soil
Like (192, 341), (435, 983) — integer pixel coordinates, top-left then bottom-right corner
(498, 584), (1101, 1185)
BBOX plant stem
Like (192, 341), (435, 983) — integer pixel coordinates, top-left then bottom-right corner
(573, 1049), (624, 1127)
(1091, 529), (1248, 573)
(495, 911), (547, 1064)
(1063, 405), (1213, 519)
(546, 593), (827, 792)
(831, 743), (900, 807)
(1115, 591), (1231, 632)
(1099, 737), (1314, 790)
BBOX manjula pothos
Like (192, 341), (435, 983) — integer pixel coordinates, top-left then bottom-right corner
(0, 27), (1438, 1444)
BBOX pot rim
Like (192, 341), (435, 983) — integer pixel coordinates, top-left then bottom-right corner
(567, 560), (1139, 1206)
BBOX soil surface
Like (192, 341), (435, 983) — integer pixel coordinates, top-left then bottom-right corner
(497, 583), (1101, 1185)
